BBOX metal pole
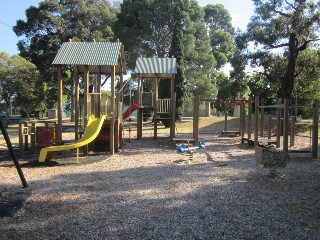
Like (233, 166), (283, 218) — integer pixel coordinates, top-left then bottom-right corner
(0, 118), (28, 188)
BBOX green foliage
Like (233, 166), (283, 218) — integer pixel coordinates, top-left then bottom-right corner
(0, 52), (43, 118)
(204, 4), (235, 69)
(247, 0), (320, 100)
(294, 49), (320, 117)
(249, 48), (320, 109)
(169, 0), (186, 121)
(213, 71), (232, 113)
(13, 0), (117, 108)
(247, 74), (273, 104)
(113, 0), (175, 68)
(114, 0), (216, 118)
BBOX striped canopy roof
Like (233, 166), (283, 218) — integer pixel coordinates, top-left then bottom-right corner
(135, 57), (176, 79)
(52, 42), (126, 74)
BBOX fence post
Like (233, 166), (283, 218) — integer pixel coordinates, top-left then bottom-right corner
(312, 99), (318, 159)
(254, 96), (259, 148)
(283, 99), (289, 152)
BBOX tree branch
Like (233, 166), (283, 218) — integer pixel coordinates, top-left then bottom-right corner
(274, 10), (290, 18)
(298, 38), (320, 51)
(285, 0), (297, 11)
(269, 42), (289, 49)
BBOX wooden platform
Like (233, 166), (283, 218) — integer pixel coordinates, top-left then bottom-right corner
(221, 131), (240, 137)
(242, 136), (277, 146)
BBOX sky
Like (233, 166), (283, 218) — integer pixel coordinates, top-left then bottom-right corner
(0, 0), (254, 56)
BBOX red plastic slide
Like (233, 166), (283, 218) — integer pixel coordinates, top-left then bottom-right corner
(122, 104), (139, 119)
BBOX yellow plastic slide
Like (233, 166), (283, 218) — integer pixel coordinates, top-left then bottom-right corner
(39, 115), (107, 162)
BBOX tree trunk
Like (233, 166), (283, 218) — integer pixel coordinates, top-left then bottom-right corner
(282, 34), (299, 100)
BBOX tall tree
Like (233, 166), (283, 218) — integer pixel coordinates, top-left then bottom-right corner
(113, 0), (215, 116)
(0, 52), (43, 119)
(184, 0), (216, 98)
(247, 0), (320, 100)
(169, 0), (186, 121)
(204, 4), (235, 69)
(13, 0), (116, 108)
(113, 0), (175, 68)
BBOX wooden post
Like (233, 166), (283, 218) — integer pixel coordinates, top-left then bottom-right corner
(268, 114), (272, 139)
(115, 92), (120, 152)
(276, 107), (281, 148)
(205, 101), (210, 117)
(254, 96), (259, 148)
(31, 122), (36, 154)
(74, 70), (80, 140)
(170, 76), (176, 138)
(138, 77), (142, 106)
(248, 101), (252, 141)
(119, 73), (124, 103)
(290, 116), (295, 147)
(154, 77), (158, 140)
(239, 103), (242, 136)
(283, 99), (289, 152)
(56, 65), (63, 145)
(193, 96), (200, 142)
(19, 122), (24, 155)
(110, 66), (115, 154)
(91, 78), (95, 117)
(312, 99), (318, 159)
(137, 108), (142, 139)
(240, 103), (245, 139)
(224, 102), (227, 134)
(137, 76), (142, 139)
(259, 98), (265, 137)
(24, 122), (28, 150)
(97, 72), (102, 117)
(84, 65), (90, 129)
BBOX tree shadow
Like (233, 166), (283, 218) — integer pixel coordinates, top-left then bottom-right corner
(1, 134), (320, 239)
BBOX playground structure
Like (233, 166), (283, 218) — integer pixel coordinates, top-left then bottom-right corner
(18, 120), (56, 156)
(39, 115), (106, 162)
(221, 99), (255, 137)
(251, 97), (318, 158)
(189, 96), (318, 163)
(25, 42), (178, 162)
(134, 57), (177, 140)
(186, 97), (254, 142)
(50, 41), (126, 157)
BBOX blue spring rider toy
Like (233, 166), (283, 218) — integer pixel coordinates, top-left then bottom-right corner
(176, 141), (206, 155)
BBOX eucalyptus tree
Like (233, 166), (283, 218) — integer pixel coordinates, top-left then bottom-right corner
(184, 0), (216, 99)
(13, 0), (117, 108)
(113, 0), (175, 68)
(204, 4), (235, 69)
(247, 0), (320, 100)
(168, 0), (186, 120)
(113, 0), (216, 109)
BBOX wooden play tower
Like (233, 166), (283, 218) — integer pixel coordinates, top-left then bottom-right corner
(134, 57), (177, 139)
(52, 41), (126, 154)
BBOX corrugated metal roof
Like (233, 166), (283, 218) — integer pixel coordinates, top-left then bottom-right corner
(52, 42), (122, 66)
(135, 58), (177, 74)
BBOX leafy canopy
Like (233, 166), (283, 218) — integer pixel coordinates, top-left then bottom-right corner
(247, 0), (320, 100)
